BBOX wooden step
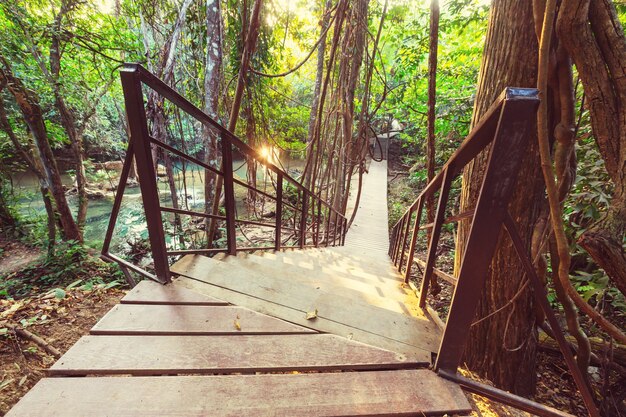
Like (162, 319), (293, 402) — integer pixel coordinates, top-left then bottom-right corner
(91, 304), (316, 335)
(259, 247), (400, 276)
(49, 334), (417, 376)
(174, 277), (432, 363)
(121, 280), (229, 305)
(8, 370), (472, 417)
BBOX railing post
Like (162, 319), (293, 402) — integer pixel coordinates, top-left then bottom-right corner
(389, 225), (397, 257)
(404, 196), (425, 284)
(398, 206), (414, 272)
(393, 216), (406, 265)
(299, 191), (309, 248)
(418, 166), (453, 308)
(102, 143), (134, 256)
(119, 67), (170, 284)
(435, 92), (539, 373)
(220, 133), (237, 255)
(275, 173), (283, 251)
(315, 199), (322, 246)
(325, 206), (332, 246)
(341, 218), (347, 245)
(333, 213), (339, 246)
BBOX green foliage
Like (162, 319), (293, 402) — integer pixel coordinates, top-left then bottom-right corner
(373, 1), (487, 169)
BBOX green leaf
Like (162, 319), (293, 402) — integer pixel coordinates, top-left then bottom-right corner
(54, 288), (66, 299)
(66, 279), (83, 290)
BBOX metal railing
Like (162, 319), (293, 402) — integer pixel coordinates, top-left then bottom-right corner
(102, 64), (347, 284)
(389, 87), (599, 417)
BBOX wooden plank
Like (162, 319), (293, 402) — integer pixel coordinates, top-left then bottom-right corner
(7, 370), (472, 417)
(271, 246), (397, 271)
(237, 251), (404, 286)
(174, 277), (432, 364)
(222, 254), (423, 315)
(171, 255), (441, 353)
(90, 304), (316, 335)
(121, 280), (229, 305)
(49, 334), (419, 376)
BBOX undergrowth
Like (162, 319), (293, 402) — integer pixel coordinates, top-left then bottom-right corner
(0, 240), (125, 299)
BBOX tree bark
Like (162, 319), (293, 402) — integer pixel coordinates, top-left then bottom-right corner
(454, 0), (542, 395)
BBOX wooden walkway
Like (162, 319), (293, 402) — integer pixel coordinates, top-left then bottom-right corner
(7, 160), (471, 416)
(343, 159), (391, 257)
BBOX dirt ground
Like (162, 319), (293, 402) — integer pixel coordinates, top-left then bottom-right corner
(0, 286), (125, 416)
(0, 239), (42, 276)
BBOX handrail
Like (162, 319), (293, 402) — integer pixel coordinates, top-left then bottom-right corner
(102, 63), (348, 284)
(389, 87), (600, 417)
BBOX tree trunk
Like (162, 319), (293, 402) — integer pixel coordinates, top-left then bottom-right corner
(333, 0), (369, 214)
(207, 0), (263, 244)
(454, 0), (542, 395)
(0, 59), (81, 242)
(0, 194), (16, 231)
(305, 0), (332, 191)
(203, 0), (223, 239)
(46, 5), (88, 239)
(0, 92), (57, 252)
(425, 0), (440, 295)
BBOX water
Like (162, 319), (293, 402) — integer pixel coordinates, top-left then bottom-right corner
(11, 154), (306, 251)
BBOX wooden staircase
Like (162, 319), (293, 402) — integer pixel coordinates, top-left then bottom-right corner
(171, 249), (439, 362)
(7, 277), (470, 417)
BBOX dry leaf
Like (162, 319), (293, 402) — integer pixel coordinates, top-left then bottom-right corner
(234, 319), (241, 331)
(1, 301), (25, 319)
(0, 378), (13, 392)
(305, 309), (318, 320)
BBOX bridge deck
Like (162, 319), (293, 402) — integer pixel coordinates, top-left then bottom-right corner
(344, 159), (391, 257)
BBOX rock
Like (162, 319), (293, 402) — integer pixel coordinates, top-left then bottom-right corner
(99, 161), (124, 172)
(156, 164), (167, 177)
(85, 188), (107, 199)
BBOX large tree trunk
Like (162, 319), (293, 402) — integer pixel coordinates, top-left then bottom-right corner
(454, 0), (543, 395)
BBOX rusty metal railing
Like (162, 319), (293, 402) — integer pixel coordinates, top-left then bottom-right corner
(389, 88), (599, 417)
(102, 64), (347, 284)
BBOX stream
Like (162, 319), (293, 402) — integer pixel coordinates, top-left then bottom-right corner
(11, 153), (306, 252)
